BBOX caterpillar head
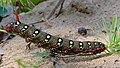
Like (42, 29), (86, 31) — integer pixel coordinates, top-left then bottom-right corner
(92, 42), (106, 54)
(5, 21), (21, 32)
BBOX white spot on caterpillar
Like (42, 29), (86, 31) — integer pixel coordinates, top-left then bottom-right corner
(59, 51), (62, 53)
(57, 43), (61, 45)
(69, 45), (73, 47)
(79, 42), (83, 48)
(45, 39), (48, 42)
(94, 42), (97, 45)
(87, 42), (91, 45)
(79, 42), (83, 45)
(16, 21), (20, 25)
(80, 46), (83, 48)
(22, 28), (25, 31)
(89, 45), (92, 48)
(64, 51), (67, 53)
(47, 35), (51, 38)
(70, 41), (73, 44)
(33, 34), (36, 36)
(24, 25), (28, 28)
(10, 23), (13, 25)
(15, 25), (18, 27)
(58, 38), (62, 42)
(35, 30), (39, 34)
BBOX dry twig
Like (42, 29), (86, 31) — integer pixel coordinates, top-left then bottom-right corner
(47, 0), (65, 19)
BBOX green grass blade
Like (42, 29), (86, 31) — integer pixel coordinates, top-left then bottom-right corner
(20, 0), (28, 7)
(102, 17), (108, 33)
(113, 16), (118, 31)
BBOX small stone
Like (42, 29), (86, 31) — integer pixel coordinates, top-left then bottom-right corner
(115, 60), (119, 62)
(0, 47), (4, 64)
(78, 27), (87, 36)
(0, 16), (3, 22)
(104, 60), (106, 62)
(0, 55), (2, 64)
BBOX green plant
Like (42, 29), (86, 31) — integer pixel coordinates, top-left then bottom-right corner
(15, 52), (51, 68)
(15, 59), (27, 68)
(15, 59), (39, 68)
(0, 6), (7, 17)
(0, 0), (47, 12)
(31, 52), (51, 64)
(103, 16), (120, 54)
(31, 52), (51, 58)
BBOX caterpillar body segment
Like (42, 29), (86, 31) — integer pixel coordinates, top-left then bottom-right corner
(5, 21), (106, 55)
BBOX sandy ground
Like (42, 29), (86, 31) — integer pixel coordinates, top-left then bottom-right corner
(0, 0), (120, 68)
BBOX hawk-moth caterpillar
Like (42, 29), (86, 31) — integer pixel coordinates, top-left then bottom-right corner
(5, 21), (106, 55)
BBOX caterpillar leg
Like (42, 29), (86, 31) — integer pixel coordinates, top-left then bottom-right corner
(47, 0), (65, 19)
(26, 42), (32, 50)
(55, 0), (65, 18)
(52, 55), (66, 68)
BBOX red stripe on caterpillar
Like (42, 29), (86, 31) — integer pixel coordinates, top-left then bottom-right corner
(5, 21), (106, 55)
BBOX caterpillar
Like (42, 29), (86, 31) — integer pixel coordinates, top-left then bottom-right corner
(4, 14), (106, 56)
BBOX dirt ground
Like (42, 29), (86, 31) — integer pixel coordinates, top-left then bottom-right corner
(0, 0), (120, 68)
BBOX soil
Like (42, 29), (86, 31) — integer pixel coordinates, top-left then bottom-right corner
(0, 0), (120, 68)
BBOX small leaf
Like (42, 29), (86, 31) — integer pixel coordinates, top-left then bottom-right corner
(31, 52), (51, 57)
(0, 6), (7, 17)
